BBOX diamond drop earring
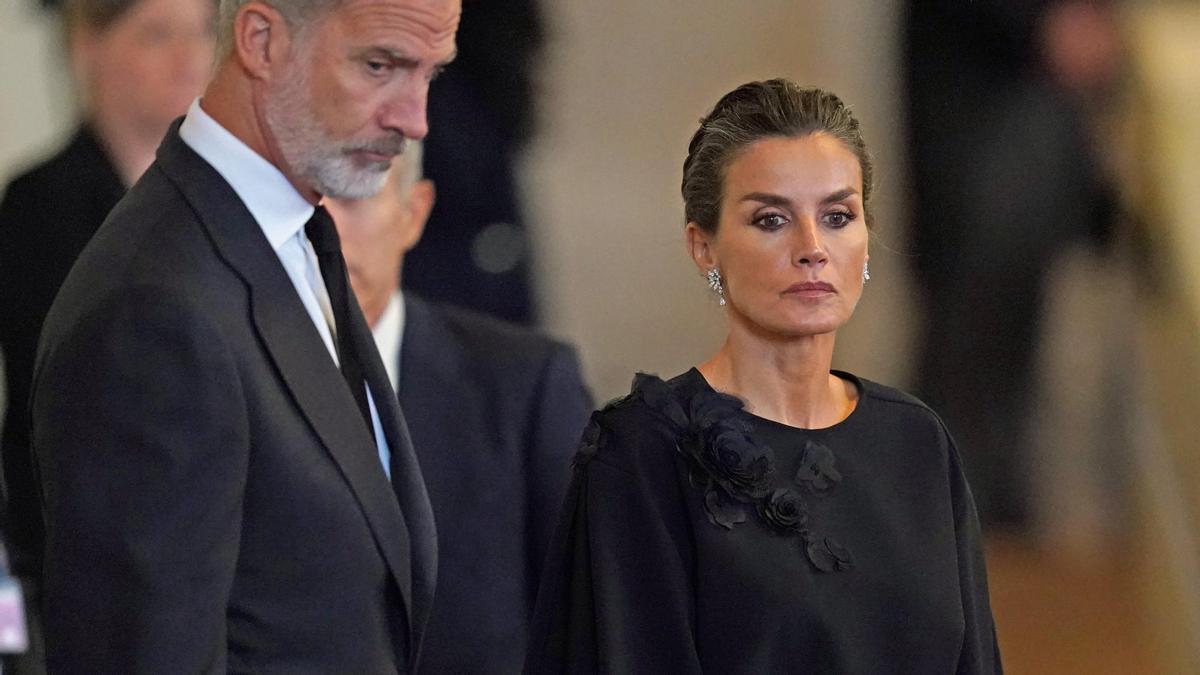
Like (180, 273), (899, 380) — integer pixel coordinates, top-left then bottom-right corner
(706, 268), (726, 306)
(862, 261), (871, 283)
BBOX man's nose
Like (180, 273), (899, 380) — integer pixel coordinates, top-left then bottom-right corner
(380, 81), (430, 141)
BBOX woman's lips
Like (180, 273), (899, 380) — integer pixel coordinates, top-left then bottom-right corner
(783, 281), (836, 297)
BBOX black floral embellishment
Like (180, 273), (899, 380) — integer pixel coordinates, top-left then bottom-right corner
(703, 486), (748, 530)
(701, 420), (774, 499)
(805, 537), (854, 572)
(632, 373), (689, 432)
(758, 488), (808, 532)
(690, 390), (745, 431)
(629, 372), (853, 573)
(571, 413), (604, 467)
(795, 440), (841, 492)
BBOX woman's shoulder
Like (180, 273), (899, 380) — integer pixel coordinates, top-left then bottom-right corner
(572, 369), (714, 472)
(850, 374), (946, 426)
(842, 373), (960, 460)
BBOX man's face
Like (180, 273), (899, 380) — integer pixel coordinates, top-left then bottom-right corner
(264, 0), (459, 199)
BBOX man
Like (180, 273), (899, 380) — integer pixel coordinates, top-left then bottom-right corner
(30, 0), (458, 671)
(0, 3), (214, 669)
(326, 146), (592, 673)
(904, 0), (1119, 530)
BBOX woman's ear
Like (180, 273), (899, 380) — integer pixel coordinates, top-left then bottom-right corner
(398, 179), (435, 253)
(685, 222), (717, 274)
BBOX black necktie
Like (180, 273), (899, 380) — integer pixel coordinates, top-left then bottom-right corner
(305, 205), (375, 438)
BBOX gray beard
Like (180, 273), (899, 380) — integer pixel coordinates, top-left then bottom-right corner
(263, 75), (396, 200)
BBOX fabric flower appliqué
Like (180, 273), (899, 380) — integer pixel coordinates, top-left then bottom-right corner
(796, 440), (842, 492)
(631, 373), (854, 573)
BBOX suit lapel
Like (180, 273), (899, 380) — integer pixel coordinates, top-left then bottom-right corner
(343, 290), (437, 651)
(152, 123), (420, 646)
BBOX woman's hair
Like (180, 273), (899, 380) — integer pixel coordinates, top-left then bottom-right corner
(63, 0), (142, 38)
(681, 79), (874, 233)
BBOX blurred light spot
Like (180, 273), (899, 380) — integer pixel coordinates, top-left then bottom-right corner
(471, 222), (525, 274)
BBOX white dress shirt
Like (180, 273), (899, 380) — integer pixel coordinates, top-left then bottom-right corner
(179, 99), (392, 478)
(370, 291), (406, 393)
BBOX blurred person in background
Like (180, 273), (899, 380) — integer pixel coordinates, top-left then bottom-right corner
(904, 0), (1123, 531)
(525, 80), (1000, 673)
(0, 0), (214, 669)
(404, 0), (544, 324)
(326, 143), (592, 674)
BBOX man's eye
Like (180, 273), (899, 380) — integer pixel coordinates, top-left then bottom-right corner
(366, 60), (390, 74)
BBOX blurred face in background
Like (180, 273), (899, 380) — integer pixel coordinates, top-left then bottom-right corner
(689, 133), (869, 339)
(324, 157), (435, 325)
(72, 0), (215, 136)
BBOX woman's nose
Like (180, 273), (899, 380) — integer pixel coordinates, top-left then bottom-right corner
(793, 219), (828, 267)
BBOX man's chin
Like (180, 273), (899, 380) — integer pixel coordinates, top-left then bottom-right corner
(313, 167), (389, 200)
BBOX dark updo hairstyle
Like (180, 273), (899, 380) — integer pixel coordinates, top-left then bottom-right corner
(682, 79), (874, 234)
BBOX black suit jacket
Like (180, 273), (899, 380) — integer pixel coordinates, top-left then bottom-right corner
(398, 295), (591, 674)
(0, 125), (125, 581)
(31, 122), (436, 673)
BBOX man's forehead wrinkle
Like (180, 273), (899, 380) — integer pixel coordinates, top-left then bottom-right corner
(339, 1), (461, 40)
(338, 2), (463, 57)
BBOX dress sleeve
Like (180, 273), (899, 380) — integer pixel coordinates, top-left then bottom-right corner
(947, 438), (1005, 674)
(525, 343), (594, 594)
(524, 409), (703, 674)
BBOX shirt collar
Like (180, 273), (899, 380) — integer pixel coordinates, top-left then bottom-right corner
(371, 290), (406, 392)
(178, 98), (314, 251)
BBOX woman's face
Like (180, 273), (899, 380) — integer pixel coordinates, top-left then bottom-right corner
(691, 133), (869, 339)
(81, 0), (215, 134)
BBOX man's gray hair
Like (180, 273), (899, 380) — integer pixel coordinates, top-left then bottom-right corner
(215, 0), (342, 57)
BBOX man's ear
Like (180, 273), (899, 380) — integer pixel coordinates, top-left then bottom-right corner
(232, 2), (292, 80)
(685, 222), (717, 273)
(398, 179), (435, 253)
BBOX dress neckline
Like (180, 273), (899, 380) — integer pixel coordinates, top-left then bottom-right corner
(682, 367), (866, 433)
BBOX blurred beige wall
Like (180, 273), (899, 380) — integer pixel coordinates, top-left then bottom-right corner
(0, 0), (73, 179)
(524, 0), (917, 400)
(0, 0), (72, 418)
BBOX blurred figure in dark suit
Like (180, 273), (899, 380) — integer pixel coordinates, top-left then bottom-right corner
(904, 0), (1122, 530)
(327, 143), (592, 674)
(404, 0), (545, 324)
(0, 1), (214, 669)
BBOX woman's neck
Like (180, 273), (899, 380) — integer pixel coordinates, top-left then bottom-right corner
(697, 320), (856, 429)
(89, 108), (163, 188)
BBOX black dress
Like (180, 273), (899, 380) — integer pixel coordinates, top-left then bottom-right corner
(525, 369), (1002, 674)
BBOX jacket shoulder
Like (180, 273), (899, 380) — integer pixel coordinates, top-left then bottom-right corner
(427, 298), (572, 361)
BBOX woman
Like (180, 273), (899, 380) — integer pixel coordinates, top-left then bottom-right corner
(0, 0), (213, 670)
(525, 80), (1001, 673)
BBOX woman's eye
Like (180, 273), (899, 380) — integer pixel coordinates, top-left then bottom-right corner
(824, 211), (855, 228)
(753, 213), (788, 230)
